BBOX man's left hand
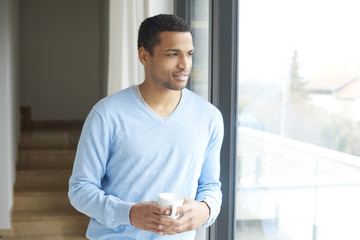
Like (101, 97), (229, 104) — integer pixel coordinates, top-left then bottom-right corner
(175, 197), (210, 233)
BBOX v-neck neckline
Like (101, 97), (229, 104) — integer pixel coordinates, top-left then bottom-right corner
(131, 85), (185, 124)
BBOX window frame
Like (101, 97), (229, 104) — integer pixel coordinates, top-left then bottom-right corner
(175, 0), (238, 239)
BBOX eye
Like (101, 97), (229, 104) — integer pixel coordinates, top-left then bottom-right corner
(166, 53), (178, 57)
(187, 52), (194, 57)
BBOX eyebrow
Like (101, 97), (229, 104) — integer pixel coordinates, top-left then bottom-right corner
(165, 48), (194, 53)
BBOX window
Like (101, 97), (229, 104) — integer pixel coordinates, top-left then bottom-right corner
(236, 0), (360, 239)
(176, 1), (238, 239)
(191, 2), (211, 237)
(177, 1), (211, 239)
(189, 0), (210, 101)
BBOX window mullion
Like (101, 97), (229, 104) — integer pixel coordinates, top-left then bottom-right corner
(209, 0), (238, 239)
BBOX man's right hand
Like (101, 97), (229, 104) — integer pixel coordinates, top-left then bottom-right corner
(129, 201), (183, 235)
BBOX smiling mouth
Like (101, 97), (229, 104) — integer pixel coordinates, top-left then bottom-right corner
(172, 73), (190, 81)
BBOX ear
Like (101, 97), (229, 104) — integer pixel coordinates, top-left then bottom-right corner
(138, 47), (150, 66)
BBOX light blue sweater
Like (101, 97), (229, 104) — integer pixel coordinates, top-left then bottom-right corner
(68, 86), (223, 240)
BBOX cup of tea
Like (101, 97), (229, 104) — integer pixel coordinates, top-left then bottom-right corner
(157, 193), (184, 219)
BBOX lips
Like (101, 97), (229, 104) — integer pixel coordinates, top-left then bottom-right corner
(172, 72), (190, 81)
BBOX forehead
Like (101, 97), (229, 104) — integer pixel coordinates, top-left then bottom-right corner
(156, 31), (194, 51)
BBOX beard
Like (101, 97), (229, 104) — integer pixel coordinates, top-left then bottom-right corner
(155, 76), (189, 91)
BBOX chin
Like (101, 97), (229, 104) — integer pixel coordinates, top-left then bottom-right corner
(166, 86), (185, 91)
(162, 82), (187, 91)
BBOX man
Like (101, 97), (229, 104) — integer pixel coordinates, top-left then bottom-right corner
(68, 14), (223, 239)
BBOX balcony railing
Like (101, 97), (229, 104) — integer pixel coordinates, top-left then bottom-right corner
(236, 127), (360, 239)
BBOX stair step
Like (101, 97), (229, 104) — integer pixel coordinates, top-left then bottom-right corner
(13, 190), (71, 211)
(1, 233), (87, 240)
(17, 150), (76, 170)
(11, 210), (89, 236)
(21, 120), (84, 132)
(12, 123), (87, 237)
(15, 170), (71, 188)
(12, 209), (85, 221)
(14, 186), (68, 192)
(19, 131), (80, 150)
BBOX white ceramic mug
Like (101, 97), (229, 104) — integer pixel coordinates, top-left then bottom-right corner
(157, 193), (184, 219)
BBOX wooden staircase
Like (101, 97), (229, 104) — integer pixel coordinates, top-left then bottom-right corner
(6, 123), (89, 240)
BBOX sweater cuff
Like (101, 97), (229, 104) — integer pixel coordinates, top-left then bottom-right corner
(113, 201), (135, 227)
(200, 198), (217, 227)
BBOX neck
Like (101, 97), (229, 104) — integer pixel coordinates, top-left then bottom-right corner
(138, 82), (182, 117)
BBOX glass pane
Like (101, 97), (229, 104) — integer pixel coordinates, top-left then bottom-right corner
(190, 2), (210, 240)
(236, 0), (360, 239)
(190, 0), (209, 100)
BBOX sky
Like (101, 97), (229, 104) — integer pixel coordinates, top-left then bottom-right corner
(238, 0), (360, 82)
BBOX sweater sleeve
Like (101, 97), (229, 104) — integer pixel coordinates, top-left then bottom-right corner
(195, 111), (224, 227)
(68, 108), (134, 228)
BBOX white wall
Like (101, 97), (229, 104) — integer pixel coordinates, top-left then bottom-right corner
(147, 0), (174, 16)
(0, 0), (19, 230)
(19, 0), (103, 120)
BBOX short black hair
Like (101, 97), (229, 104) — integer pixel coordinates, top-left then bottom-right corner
(137, 14), (191, 56)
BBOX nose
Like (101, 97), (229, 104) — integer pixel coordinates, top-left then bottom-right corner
(177, 55), (191, 70)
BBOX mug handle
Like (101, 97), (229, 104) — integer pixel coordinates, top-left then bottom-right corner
(170, 204), (177, 219)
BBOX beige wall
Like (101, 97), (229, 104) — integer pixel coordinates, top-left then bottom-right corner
(0, 0), (19, 229)
(19, 0), (104, 120)
(0, 0), (173, 230)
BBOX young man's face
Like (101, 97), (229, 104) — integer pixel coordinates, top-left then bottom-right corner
(145, 31), (194, 91)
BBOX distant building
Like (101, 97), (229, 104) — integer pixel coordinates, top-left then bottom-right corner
(303, 63), (360, 118)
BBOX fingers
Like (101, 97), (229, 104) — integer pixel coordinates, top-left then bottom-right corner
(152, 198), (209, 234)
(171, 198), (210, 233)
(153, 205), (183, 219)
(154, 218), (183, 235)
(130, 201), (189, 236)
(131, 211), (179, 235)
(148, 205), (183, 235)
(154, 210), (184, 235)
(151, 204), (171, 216)
(129, 202), (168, 234)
